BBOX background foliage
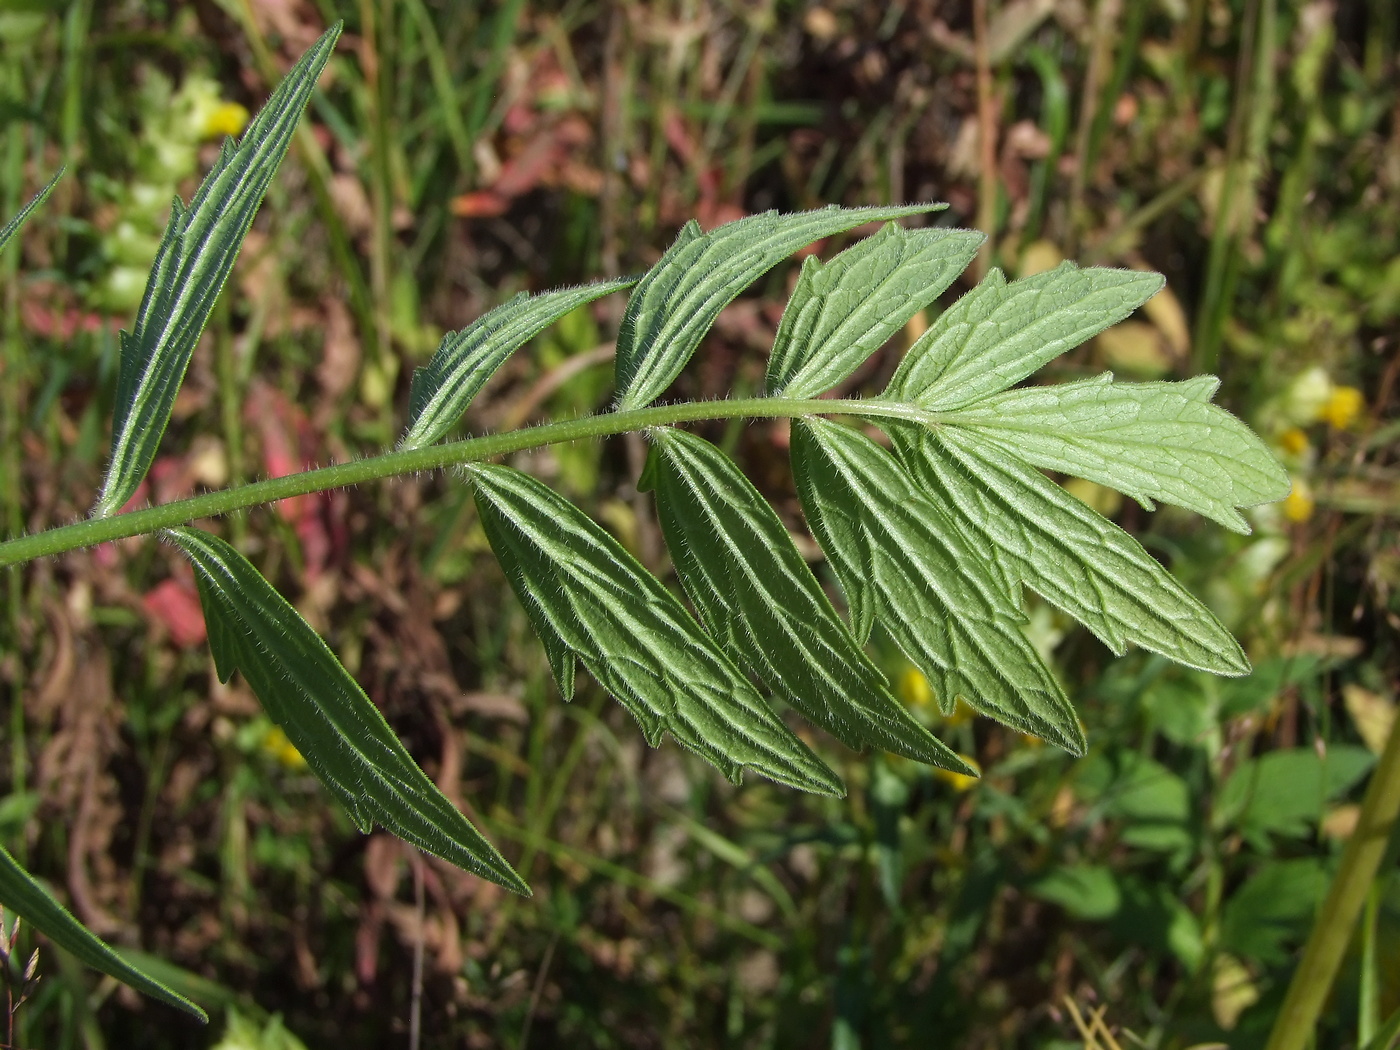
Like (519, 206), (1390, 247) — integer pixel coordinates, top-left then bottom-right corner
(0, 1), (1397, 1047)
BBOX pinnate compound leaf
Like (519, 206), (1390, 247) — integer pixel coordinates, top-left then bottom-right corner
(0, 844), (206, 1021)
(646, 428), (972, 773)
(887, 422), (1250, 675)
(168, 527), (527, 894)
(401, 277), (637, 449)
(767, 222), (984, 398)
(884, 261), (1163, 410)
(95, 26), (340, 517)
(0, 168), (63, 257)
(614, 204), (942, 410)
(790, 417), (1084, 754)
(467, 463), (843, 796)
(941, 373), (1292, 533)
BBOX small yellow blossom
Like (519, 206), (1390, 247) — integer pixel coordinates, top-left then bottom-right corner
(934, 755), (981, 792)
(202, 101), (250, 139)
(261, 725), (307, 769)
(1282, 478), (1315, 523)
(1278, 427), (1310, 456)
(897, 666), (934, 708)
(1321, 386), (1364, 430)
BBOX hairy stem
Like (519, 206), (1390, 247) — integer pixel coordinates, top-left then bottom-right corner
(0, 397), (946, 568)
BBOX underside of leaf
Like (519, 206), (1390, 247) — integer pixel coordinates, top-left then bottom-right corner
(884, 261), (1164, 410)
(0, 844), (207, 1021)
(96, 25), (341, 517)
(169, 526), (528, 894)
(766, 222), (984, 398)
(402, 276), (637, 450)
(791, 417), (1086, 756)
(468, 463), (845, 796)
(647, 427), (974, 773)
(887, 421), (1250, 675)
(614, 204), (944, 410)
(942, 373), (1292, 533)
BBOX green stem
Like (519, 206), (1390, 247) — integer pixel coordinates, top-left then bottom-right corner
(1263, 714), (1400, 1050)
(0, 398), (946, 568)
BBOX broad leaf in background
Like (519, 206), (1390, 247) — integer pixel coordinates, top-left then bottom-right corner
(883, 261), (1163, 410)
(765, 222), (983, 398)
(0, 845), (206, 1021)
(1216, 745), (1375, 845)
(468, 463), (843, 796)
(168, 527), (528, 894)
(614, 204), (939, 410)
(401, 277), (637, 450)
(790, 417), (1085, 754)
(0, 168), (63, 257)
(888, 422), (1249, 674)
(942, 373), (1292, 532)
(645, 427), (972, 773)
(94, 25), (340, 517)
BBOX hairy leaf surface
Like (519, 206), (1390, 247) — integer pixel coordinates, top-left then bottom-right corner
(884, 262), (1163, 410)
(169, 527), (527, 893)
(942, 373), (1292, 532)
(646, 428), (972, 772)
(766, 222), (984, 398)
(0, 168), (62, 257)
(614, 204), (940, 410)
(401, 277), (637, 449)
(0, 845), (206, 1021)
(887, 422), (1249, 674)
(468, 463), (844, 796)
(791, 417), (1085, 754)
(95, 26), (339, 517)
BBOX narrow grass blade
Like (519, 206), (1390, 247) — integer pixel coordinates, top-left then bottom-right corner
(95, 25), (341, 517)
(884, 261), (1163, 410)
(943, 373), (1292, 532)
(646, 428), (972, 772)
(0, 844), (206, 1021)
(791, 417), (1085, 755)
(467, 464), (844, 796)
(0, 168), (63, 257)
(401, 277), (637, 450)
(767, 223), (983, 398)
(888, 421), (1250, 675)
(168, 527), (527, 894)
(615, 204), (943, 410)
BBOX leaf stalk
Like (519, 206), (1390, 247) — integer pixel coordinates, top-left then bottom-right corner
(0, 397), (946, 568)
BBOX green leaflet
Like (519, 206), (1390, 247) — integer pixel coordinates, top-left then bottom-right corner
(168, 527), (527, 894)
(0, 168), (63, 257)
(614, 204), (942, 410)
(941, 373), (1292, 533)
(645, 428), (973, 773)
(883, 261), (1163, 411)
(766, 223), (984, 398)
(94, 26), (340, 518)
(0, 844), (206, 1021)
(790, 417), (1085, 755)
(887, 421), (1250, 675)
(401, 277), (637, 450)
(467, 463), (844, 796)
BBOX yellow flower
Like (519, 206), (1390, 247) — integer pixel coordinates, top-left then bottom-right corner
(898, 666), (934, 708)
(1282, 477), (1315, 523)
(1321, 386), (1363, 430)
(1278, 427), (1310, 456)
(202, 101), (250, 139)
(261, 725), (307, 769)
(934, 755), (981, 792)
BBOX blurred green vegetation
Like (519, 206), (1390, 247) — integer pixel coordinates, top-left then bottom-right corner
(0, 1), (1397, 1047)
